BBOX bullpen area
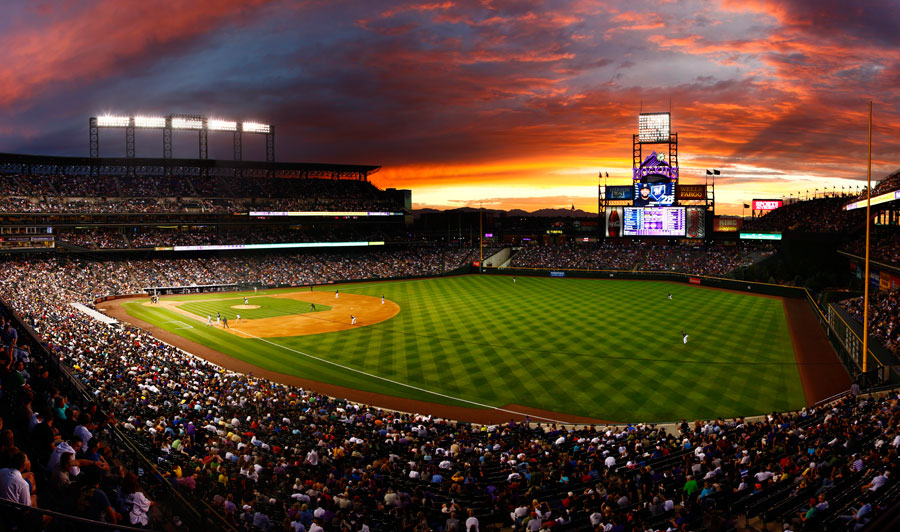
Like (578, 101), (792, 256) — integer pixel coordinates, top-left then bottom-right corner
(105, 275), (817, 424)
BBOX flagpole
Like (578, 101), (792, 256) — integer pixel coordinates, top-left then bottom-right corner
(863, 101), (872, 374)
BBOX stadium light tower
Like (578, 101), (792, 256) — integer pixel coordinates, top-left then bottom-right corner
(89, 114), (275, 163)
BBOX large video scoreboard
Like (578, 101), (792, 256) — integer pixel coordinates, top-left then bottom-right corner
(623, 206), (685, 236)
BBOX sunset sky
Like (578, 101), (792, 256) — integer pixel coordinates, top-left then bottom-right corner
(1, 0), (898, 214)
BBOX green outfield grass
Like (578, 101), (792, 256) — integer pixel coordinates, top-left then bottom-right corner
(123, 276), (805, 422)
(178, 296), (330, 320)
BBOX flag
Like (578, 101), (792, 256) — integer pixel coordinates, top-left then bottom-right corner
(743, 203), (750, 208)
(706, 170), (712, 175)
(713, 170), (721, 175)
(605, 172), (609, 178)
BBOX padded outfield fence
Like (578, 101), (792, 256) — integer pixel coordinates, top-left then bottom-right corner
(484, 266), (900, 390)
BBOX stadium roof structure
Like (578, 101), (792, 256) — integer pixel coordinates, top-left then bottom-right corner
(0, 152), (380, 180)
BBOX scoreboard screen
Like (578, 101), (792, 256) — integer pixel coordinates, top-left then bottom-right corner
(623, 207), (685, 236)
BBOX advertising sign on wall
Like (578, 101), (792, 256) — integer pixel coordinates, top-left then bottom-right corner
(677, 184), (707, 200)
(713, 217), (742, 232)
(685, 207), (706, 239)
(606, 207), (624, 237)
(606, 186), (634, 200)
(751, 199), (783, 211)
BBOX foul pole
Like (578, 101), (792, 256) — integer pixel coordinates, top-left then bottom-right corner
(863, 101), (872, 373)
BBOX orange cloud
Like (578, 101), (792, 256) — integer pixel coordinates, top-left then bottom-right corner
(0, 0), (272, 107)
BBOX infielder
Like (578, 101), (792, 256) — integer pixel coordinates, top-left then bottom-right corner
(207, 315), (212, 326)
(351, 315), (357, 325)
(335, 289), (339, 299)
(244, 296), (249, 305)
(236, 314), (241, 324)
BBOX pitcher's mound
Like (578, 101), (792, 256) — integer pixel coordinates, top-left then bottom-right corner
(231, 304), (260, 310)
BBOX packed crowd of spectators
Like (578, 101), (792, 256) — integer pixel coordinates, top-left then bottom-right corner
(9, 248), (474, 298)
(0, 173), (406, 215)
(843, 227), (900, 266)
(854, 170), (900, 201)
(509, 243), (772, 277)
(840, 290), (900, 353)
(0, 307), (161, 529)
(742, 198), (863, 234)
(0, 253), (898, 530)
(57, 229), (129, 249)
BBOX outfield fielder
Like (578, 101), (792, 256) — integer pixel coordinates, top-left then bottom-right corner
(682, 330), (688, 344)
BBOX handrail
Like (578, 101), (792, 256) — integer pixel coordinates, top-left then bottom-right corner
(0, 491), (157, 531)
(0, 294), (209, 531)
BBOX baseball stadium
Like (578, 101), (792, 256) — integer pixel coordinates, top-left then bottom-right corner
(1, 4), (900, 532)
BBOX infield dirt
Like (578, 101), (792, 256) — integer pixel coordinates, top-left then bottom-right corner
(143, 291), (400, 338)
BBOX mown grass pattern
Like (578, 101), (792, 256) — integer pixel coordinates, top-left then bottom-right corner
(124, 276), (805, 422)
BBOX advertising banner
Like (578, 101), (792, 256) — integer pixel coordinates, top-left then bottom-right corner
(713, 217), (742, 232)
(685, 207), (706, 239)
(689, 277), (701, 284)
(751, 199), (783, 211)
(606, 185), (634, 200)
(677, 184), (707, 200)
(606, 207), (624, 237)
(739, 233), (782, 240)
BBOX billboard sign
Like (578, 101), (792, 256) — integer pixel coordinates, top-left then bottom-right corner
(739, 232), (782, 240)
(606, 185), (634, 200)
(677, 184), (707, 200)
(623, 207), (685, 236)
(155, 241), (384, 252)
(713, 217), (742, 232)
(606, 207), (623, 237)
(844, 189), (900, 211)
(249, 211), (404, 217)
(634, 182), (675, 206)
(751, 199), (783, 211)
(685, 207), (706, 239)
